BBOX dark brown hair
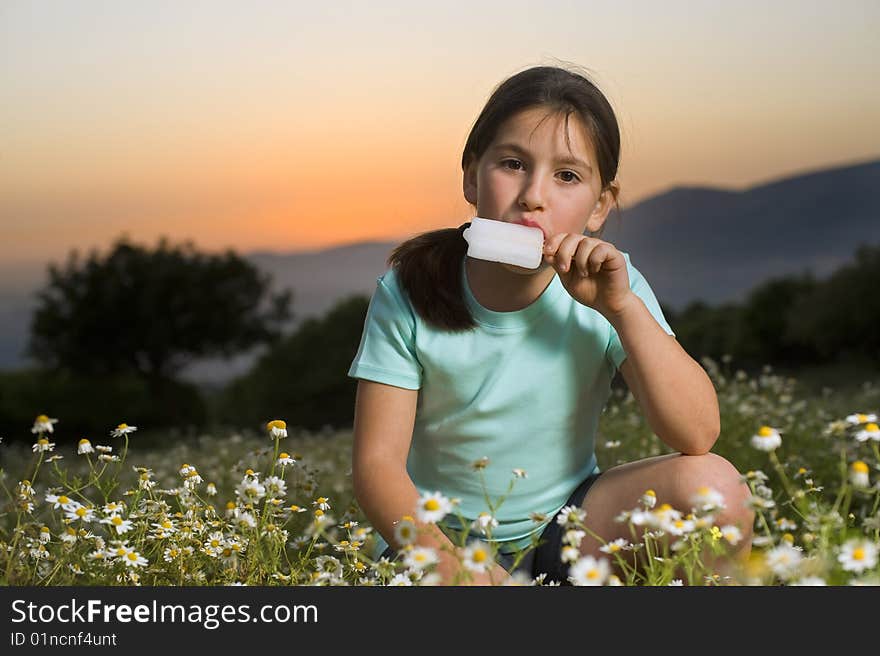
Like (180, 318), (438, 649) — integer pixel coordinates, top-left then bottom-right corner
(388, 63), (622, 332)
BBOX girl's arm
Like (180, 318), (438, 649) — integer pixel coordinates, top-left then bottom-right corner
(352, 380), (511, 585)
(610, 295), (720, 456)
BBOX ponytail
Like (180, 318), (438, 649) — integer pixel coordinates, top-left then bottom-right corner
(387, 222), (477, 332)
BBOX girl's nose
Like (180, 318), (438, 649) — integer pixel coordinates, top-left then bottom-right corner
(517, 173), (547, 211)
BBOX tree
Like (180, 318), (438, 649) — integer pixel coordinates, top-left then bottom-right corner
(28, 236), (293, 387)
(218, 294), (370, 432)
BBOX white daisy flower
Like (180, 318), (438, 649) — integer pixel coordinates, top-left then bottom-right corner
(556, 505), (587, 529)
(65, 505), (96, 523)
(640, 489), (657, 509)
(568, 555), (610, 586)
(45, 493), (76, 510)
(462, 540), (493, 574)
(77, 439), (94, 454)
(388, 573), (413, 586)
(415, 491), (451, 524)
(765, 543), (803, 580)
(751, 425), (782, 451)
(720, 525), (743, 546)
(472, 512), (498, 535)
(690, 486), (726, 513)
(263, 476), (287, 499)
(101, 515), (134, 535)
(403, 546), (439, 571)
(236, 479), (266, 504)
(266, 420), (288, 439)
(599, 538), (630, 555)
(31, 415), (58, 434)
(512, 468), (527, 478)
(393, 516), (417, 547)
(790, 576), (827, 586)
(850, 461), (870, 489)
(277, 452), (296, 466)
(846, 413), (877, 425)
(110, 423), (137, 438)
(561, 545), (580, 563)
(121, 549), (148, 568)
(313, 496), (331, 511)
(32, 438), (55, 453)
(854, 423), (880, 442)
(775, 517), (798, 531)
(668, 579), (684, 586)
(838, 539), (879, 573)
(563, 529), (586, 547)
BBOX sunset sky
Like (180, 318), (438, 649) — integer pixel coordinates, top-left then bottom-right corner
(2, 0), (878, 270)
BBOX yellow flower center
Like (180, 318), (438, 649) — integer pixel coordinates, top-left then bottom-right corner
(40, 526), (49, 533)
(279, 452), (289, 459)
(58, 495), (70, 504)
(75, 507), (87, 517)
(472, 550), (486, 563)
(853, 548), (865, 561)
(37, 438), (49, 446)
(111, 516), (123, 526)
(211, 540), (220, 548)
(587, 569), (600, 580)
(314, 509), (324, 517)
(758, 426), (774, 436)
(79, 439), (90, 445)
(866, 423), (879, 432)
(245, 469), (254, 476)
(226, 502), (236, 510)
(267, 420), (287, 431)
(117, 423), (128, 430)
(424, 499), (440, 511)
(36, 414), (49, 423)
(116, 548), (126, 556)
(608, 544), (620, 552)
(127, 552), (138, 561)
(852, 461), (869, 474)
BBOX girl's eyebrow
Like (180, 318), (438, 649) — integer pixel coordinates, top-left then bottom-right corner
(492, 142), (593, 173)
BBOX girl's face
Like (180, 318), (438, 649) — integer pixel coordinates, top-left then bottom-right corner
(464, 106), (616, 275)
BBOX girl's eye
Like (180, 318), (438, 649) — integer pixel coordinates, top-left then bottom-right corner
(501, 159), (580, 183)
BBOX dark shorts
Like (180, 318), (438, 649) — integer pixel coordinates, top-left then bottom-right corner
(380, 469), (603, 586)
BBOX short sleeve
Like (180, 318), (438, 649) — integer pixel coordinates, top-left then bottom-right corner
(605, 253), (675, 374)
(347, 270), (423, 390)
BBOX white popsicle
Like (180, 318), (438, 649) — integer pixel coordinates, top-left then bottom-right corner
(461, 217), (544, 269)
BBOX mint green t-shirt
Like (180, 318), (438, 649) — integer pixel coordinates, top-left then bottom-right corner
(348, 251), (675, 560)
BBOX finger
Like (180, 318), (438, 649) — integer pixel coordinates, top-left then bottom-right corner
(555, 234), (589, 272)
(573, 238), (601, 276)
(587, 243), (616, 274)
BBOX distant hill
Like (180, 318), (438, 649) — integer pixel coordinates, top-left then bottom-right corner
(1, 157), (878, 384)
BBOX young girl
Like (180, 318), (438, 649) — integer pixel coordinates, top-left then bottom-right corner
(348, 64), (754, 585)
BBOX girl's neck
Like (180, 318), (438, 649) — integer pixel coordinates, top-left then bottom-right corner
(464, 256), (556, 313)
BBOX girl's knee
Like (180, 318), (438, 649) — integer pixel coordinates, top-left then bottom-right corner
(674, 452), (752, 519)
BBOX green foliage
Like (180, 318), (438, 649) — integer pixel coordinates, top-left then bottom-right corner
(669, 243), (880, 371)
(28, 235), (293, 381)
(786, 243), (880, 365)
(0, 368), (206, 441)
(217, 294), (370, 432)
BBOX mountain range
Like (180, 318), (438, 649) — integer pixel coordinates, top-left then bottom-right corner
(1, 157), (878, 385)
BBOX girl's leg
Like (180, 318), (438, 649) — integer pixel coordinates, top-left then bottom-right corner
(576, 452), (754, 583)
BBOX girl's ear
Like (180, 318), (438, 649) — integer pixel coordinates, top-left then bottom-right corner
(462, 156), (478, 206)
(584, 180), (620, 234)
